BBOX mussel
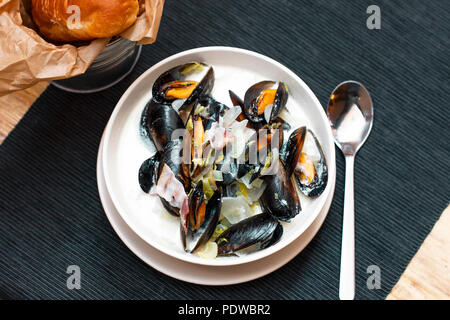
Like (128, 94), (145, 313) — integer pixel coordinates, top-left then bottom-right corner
(138, 152), (183, 217)
(243, 81), (288, 124)
(285, 128), (328, 197)
(215, 213), (282, 255)
(138, 152), (161, 193)
(138, 140), (190, 217)
(152, 62), (214, 120)
(141, 100), (185, 152)
(260, 160), (301, 222)
(181, 183), (222, 253)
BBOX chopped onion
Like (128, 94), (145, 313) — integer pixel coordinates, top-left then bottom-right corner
(197, 242), (218, 259)
(247, 181), (267, 202)
(250, 178), (264, 189)
(213, 170), (223, 182)
(230, 121), (252, 159)
(220, 196), (253, 224)
(223, 105), (242, 127)
(238, 170), (254, 189)
(264, 103), (274, 123)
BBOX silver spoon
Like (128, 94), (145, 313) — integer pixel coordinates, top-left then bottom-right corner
(327, 81), (373, 300)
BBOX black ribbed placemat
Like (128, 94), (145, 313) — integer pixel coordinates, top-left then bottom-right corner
(1, 0), (449, 300)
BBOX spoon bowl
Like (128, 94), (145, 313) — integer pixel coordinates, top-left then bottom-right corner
(328, 81), (373, 155)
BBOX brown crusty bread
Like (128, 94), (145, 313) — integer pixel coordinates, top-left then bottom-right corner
(31, 0), (139, 42)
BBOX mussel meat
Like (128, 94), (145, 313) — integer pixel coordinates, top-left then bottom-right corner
(285, 128), (328, 197)
(243, 81), (288, 123)
(152, 62), (214, 119)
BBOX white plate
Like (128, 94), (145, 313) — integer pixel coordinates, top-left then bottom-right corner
(102, 47), (336, 266)
(97, 135), (336, 285)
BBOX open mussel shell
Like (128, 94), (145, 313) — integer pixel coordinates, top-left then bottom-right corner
(294, 129), (328, 197)
(243, 81), (288, 124)
(141, 100), (185, 152)
(260, 161), (301, 222)
(138, 152), (161, 193)
(138, 152), (181, 217)
(215, 213), (282, 255)
(152, 62), (214, 118)
(182, 185), (222, 253)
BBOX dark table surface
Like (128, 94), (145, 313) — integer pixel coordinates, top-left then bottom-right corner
(0, 0), (449, 299)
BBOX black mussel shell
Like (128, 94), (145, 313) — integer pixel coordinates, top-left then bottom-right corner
(228, 90), (250, 122)
(152, 63), (208, 101)
(196, 95), (229, 131)
(272, 82), (288, 121)
(141, 100), (184, 152)
(216, 213), (282, 255)
(215, 150), (238, 187)
(228, 90), (244, 108)
(183, 67), (215, 113)
(284, 127), (307, 178)
(182, 187), (221, 253)
(294, 130), (328, 198)
(260, 222), (283, 249)
(138, 153), (161, 193)
(260, 161), (301, 222)
(138, 152), (181, 217)
(272, 117), (291, 131)
(237, 162), (255, 179)
(243, 81), (288, 123)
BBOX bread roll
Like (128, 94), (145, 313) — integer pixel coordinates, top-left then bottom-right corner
(32, 0), (139, 42)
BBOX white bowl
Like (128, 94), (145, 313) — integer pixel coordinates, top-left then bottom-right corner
(102, 46), (336, 266)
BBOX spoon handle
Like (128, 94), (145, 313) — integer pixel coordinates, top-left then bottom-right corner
(339, 155), (355, 300)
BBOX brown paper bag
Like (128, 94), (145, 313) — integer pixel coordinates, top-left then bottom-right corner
(0, 0), (164, 96)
